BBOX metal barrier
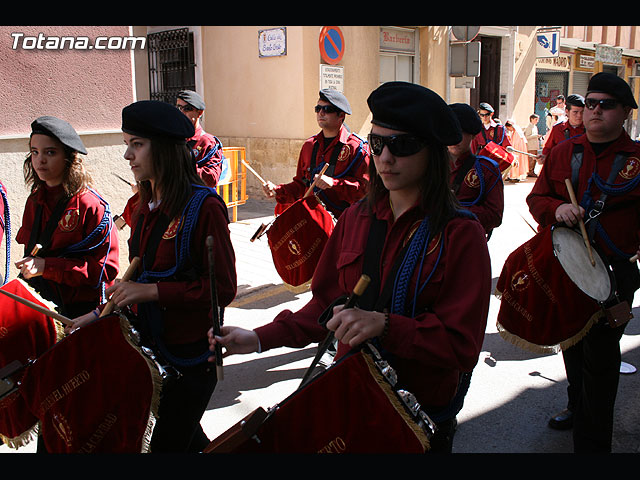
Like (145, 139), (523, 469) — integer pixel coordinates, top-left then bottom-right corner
(218, 147), (248, 222)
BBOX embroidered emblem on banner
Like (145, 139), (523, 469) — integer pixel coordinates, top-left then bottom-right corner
(464, 168), (480, 188)
(288, 239), (302, 256)
(163, 217), (182, 240)
(511, 270), (530, 292)
(59, 209), (80, 232)
(619, 156), (640, 180)
(337, 145), (351, 162)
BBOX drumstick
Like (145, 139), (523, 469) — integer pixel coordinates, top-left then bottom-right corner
(30, 244), (43, 256)
(241, 159), (268, 185)
(100, 257), (141, 317)
(304, 163), (330, 198)
(0, 287), (74, 327)
(564, 179), (596, 267)
(206, 236), (224, 381)
(298, 274), (371, 388)
(506, 146), (538, 158)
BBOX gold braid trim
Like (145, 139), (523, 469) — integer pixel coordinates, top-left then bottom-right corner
(117, 312), (163, 453)
(362, 353), (431, 452)
(0, 422), (39, 450)
(496, 309), (604, 354)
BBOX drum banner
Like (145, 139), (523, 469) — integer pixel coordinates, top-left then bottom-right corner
(478, 141), (514, 172)
(216, 350), (430, 453)
(267, 195), (334, 288)
(18, 313), (162, 453)
(0, 279), (63, 448)
(495, 225), (604, 353)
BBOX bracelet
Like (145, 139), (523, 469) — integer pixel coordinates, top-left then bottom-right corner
(380, 310), (390, 340)
(91, 309), (100, 320)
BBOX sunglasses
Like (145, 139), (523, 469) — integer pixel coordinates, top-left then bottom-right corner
(585, 97), (620, 110)
(368, 133), (427, 157)
(314, 104), (341, 114)
(176, 104), (196, 112)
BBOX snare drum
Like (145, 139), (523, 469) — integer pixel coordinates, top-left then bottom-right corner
(496, 225), (610, 353)
(0, 279), (63, 448)
(205, 343), (435, 453)
(18, 312), (163, 453)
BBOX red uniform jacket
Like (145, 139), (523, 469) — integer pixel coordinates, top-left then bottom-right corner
(450, 152), (504, 236)
(16, 185), (120, 310)
(541, 120), (585, 157)
(275, 125), (370, 218)
(128, 189), (237, 345)
(188, 125), (225, 188)
(527, 130), (640, 260)
(471, 123), (511, 155)
(256, 194), (491, 409)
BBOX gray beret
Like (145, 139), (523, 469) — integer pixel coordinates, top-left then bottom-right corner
(122, 100), (195, 141)
(478, 102), (494, 113)
(30, 116), (87, 155)
(367, 81), (462, 146)
(587, 72), (638, 109)
(319, 89), (352, 115)
(177, 90), (206, 110)
(449, 103), (483, 135)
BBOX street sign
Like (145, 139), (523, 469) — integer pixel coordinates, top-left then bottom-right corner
(319, 26), (344, 65)
(536, 30), (560, 58)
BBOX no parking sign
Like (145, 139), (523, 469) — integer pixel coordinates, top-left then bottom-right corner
(319, 26), (344, 65)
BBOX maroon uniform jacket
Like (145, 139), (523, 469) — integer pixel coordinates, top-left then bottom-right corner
(275, 125), (370, 218)
(188, 125), (225, 188)
(127, 187), (237, 345)
(450, 152), (504, 236)
(541, 120), (585, 157)
(471, 123), (511, 155)
(16, 184), (120, 312)
(256, 193), (491, 410)
(528, 130), (640, 261)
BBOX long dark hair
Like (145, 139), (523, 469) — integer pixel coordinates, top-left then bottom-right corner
(367, 142), (460, 234)
(136, 138), (204, 221)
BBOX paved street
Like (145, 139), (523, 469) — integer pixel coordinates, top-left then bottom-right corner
(2, 177), (639, 454)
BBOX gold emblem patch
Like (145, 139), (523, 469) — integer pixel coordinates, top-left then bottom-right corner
(337, 145), (351, 162)
(619, 156), (640, 180)
(163, 218), (182, 240)
(464, 168), (480, 188)
(59, 209), (80, 232)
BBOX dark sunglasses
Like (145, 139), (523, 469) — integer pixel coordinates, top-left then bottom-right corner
(176, 104), (196, 112)
(314, 104), (341, 114)
(585, 97), (620, 110)
(368, 133), (427, 157)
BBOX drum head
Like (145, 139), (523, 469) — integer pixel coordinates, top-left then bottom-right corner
(552, 226), (611, 302)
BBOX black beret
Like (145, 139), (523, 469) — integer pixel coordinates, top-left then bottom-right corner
(566, 94), (585, 108)
(478, 102), (494, 113)
(587, 72), (638, 109)
(30, 116), (87, 155)
(367, 81), (462, 146)
(122, 100), (195, 141)
(449, 103), (483, 135)
(319, 89), (352, 115)
(177, 90), (206, 110)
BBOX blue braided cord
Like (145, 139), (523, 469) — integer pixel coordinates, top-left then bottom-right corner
(457, 156), (501, 208)
(196, 140), (224, 167)
(391, 217), (430, 315)
(1, 186), (11, 285)
(412, 239), (445, 317)
(137, 185), (212, 284)
(592, 170), (640, 196)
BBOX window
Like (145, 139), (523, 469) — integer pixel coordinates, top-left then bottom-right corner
(379, 27), (417, 84)
(147, 28), (195, 104)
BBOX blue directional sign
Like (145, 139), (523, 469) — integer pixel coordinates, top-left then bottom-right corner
(536, 30), (560, 58)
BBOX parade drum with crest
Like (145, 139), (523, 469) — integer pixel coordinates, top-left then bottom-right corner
(478, 141), (514, 172)
(18, 312), (162, 453)
(205, 343), (435, 453)
(0, 279), (62, 448)
(496, 224), (612, 353)
(266, 195), (334, 288)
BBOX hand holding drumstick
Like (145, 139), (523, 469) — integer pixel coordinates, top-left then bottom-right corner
(563, 179), (595, 267)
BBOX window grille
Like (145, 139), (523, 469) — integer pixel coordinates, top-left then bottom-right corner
(147, 28), (195, 104)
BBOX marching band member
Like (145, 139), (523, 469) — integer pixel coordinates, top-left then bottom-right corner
(447, 103), (504, 237)
(176, 90), (226, 188)
(262, 89), (370, 218)
(209, 82), (491, 452)
(538, 94), (585, 165)
(71, 100), (237, 452)
(470, 102), (511, 156)
(15, 116), (119, 318)
(527, 72), (640, 452)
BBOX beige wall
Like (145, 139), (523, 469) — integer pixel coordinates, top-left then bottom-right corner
(198, 26), (379, 196)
